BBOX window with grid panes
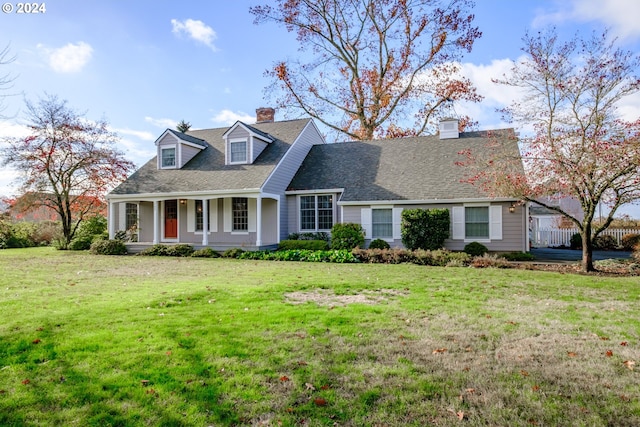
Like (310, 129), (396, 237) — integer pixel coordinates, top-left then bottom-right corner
(232, 197), (248, 231)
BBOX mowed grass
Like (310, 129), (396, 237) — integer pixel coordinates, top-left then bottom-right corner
(0, 248), (638, 426)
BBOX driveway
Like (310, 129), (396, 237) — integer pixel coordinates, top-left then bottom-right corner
(530, 247), (633, 263)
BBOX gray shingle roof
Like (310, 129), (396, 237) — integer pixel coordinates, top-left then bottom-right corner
(287, 129), (521, 202)
(110, 119), (311, 195)
(165, 129), (208, 147)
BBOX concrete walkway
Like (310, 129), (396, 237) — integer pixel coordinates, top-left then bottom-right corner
(530, 248), (633, 263)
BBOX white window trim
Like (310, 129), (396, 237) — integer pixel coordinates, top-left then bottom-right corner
(452, 204), (502, 242)
(361, 206), (402, 242)
(228, 138), (248, 165)
(298, 194), (334, 232)
(160, 145), (178, 169)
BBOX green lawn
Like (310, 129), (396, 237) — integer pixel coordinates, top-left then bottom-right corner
(0, 248), (638, 426)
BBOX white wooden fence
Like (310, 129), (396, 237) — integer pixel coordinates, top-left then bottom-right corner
(531, 227), (639, 248)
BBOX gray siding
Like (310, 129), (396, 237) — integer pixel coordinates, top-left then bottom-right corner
(263, 121), (324, 240)
(180, 144), (201, 168)
(342, 202), (527, 252)
(252, 138), (268, 162)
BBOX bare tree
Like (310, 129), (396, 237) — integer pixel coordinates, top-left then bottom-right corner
(460, 29), (640, 272)
(0, 94), (135, 247)
(0, 44), (18, 119)
(251, 0), (482, 140)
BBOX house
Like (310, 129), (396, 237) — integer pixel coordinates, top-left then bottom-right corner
(107, 111), (528, 252)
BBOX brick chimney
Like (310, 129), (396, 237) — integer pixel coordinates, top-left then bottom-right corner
(256, 107), (275, 123)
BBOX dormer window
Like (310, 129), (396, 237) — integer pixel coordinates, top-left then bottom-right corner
(161, 146), (176, 168)
(229, 139), (248, 164)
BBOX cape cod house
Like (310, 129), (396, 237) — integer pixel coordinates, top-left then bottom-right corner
(107, 108), (528, 252)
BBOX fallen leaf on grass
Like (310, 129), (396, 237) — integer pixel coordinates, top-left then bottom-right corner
(567, 352), (577, 357)
(532, 385), (540, 392)
(32, 339), (41, 344)
(320, 384), (330, 390)
(279, 376), (290, 382)
(432, 348), (447, 354)
(457, 411), (465, 420)
(21, 379), (30, 385)
(623, 360), (635, 370)
(520, 370), (529, 377)
(599, 336), (609, 341)
(620, 341), (628, 346)
(314, 397), (327, 406)
(605, 350), (613, 357)
(305, 383), (315, 391)
(141, 380), (150, 386)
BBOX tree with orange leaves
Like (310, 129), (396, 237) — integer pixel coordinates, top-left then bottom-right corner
(459, 29), (640, 272)
(0, 94), (135, 248)
(251, 0), (482, 141)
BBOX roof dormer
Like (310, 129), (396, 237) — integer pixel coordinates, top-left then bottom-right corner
(155, 129), (207, 169)
(222, 121), (275, 165)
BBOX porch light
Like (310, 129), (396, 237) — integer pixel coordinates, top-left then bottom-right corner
(509, 203), (516, 213)
(179, 199), (187, 205)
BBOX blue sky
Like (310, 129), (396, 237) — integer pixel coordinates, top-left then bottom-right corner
(1, 0), (639, 217)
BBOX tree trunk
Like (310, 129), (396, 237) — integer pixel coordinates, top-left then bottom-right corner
(581, 229), (595, 272)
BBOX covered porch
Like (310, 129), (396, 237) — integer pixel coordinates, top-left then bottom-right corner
(107, 192), (281, 252)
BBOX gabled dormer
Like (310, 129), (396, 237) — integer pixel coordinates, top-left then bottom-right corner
(222, 121), (275, 165)
(155, 129), (207, 170)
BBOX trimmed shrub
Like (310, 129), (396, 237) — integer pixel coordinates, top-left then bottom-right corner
(167, 244), (195, 257)
(90, 239), (127, 255)
(570, 233), (582, 249)
(330, 223), (364, 250)
(368, 238), (391, 250)
(593, 234), (617, 251)
(351, 248), (470, 267)
(278, 239), (329, 251)
(401, 208), (450, 250)
(222, 248), (245, 258)
(621, 233), (640, 251)
(287, 232), (330, 242)
(464, 241), (488, 257)
(352, 248), (412, 264)
(191, 248), (220, 258)
(633, 243), (640, 263)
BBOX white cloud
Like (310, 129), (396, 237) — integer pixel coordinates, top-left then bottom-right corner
(39, 42), (93, 73)
(144, 116), (178, 129)
(533, 0), (640, 41)
(117, 137), (156, 167)
(211, 109), (254, 125)
(171, 19), (219, 51)
(111, 127), (155, 141)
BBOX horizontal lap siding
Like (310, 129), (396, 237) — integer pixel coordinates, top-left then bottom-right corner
(263, 122), (323, 240)
(344, 202), (526, 252)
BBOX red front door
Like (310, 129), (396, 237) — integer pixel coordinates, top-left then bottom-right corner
(165, 200), (178, 239)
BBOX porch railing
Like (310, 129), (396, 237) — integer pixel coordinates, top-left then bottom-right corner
(531, 227), (639, 248)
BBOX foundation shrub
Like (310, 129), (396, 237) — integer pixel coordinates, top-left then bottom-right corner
(401, 208), (449, 250)
(278, 239), (329, 251)
(138, 244), (171, 256)
(464, 241), (488, 257)
(89, 239), (127, 255)
(501, 251), (536, 261)
(191, 248), (220, 258)
(287, 232), (330, 242)
(368, 238), (391, 249)
(222, 248), (245, 258)
(471, 254), (511, 268)
(330, 223), (365, 250)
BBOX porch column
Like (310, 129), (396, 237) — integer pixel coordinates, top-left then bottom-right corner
(202, 198), (209, 246)
(256, 196), (262, 247)
(153, 200), (160, 244)
(108, 201), (116, 239)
